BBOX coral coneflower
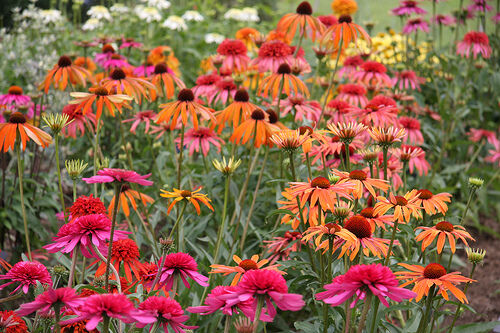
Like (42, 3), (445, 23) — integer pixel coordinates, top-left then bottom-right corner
(289, 176), (354, 211)
(150, 62), (186, 99)
(403, 18), (430, 34)
(325, 99), (354, 124)
(41, 55), (91, 93)
(160, 187), (214, 215)
(152, 252), (209, 290)
(156, 88), (216, 130)
(338, 54), (364, 78)
(302, 223), (357, 254)
(94, 238), (143, 281)
(192, 73), (221, 101)
(101, 67), (156, 104)
(251, 40), (294, 73)
(0, 261), (51, 294)
(398, 116), (423, 145)
(351, 102), (398, 128)
(276, 1), (325, 42)
(176, 127), (224, 156)
(352, 61), (392, 88)
(138, 297), (197, 333)
(395, 263), (475, 302)
(432, 14), (456, 26)
(122, 110), (156, 134)
(320, 15), (370, 51)
(69, 85), (132, 120)
(210, 76), (238, 106)
(215, 88), (257, 133)
(230, 108), (280, 147)
(332, 168), (389, 199)
(280, 94), (321, 122)
(416, 221), (474, 254)
(457, 31), (492, 59)
(392, 70), (425, 91)
(0, 112), (52, 152)
(374, 190), (422, 223)
(61, 103), (96, 139)
(396, 144), (430, 176)
(415, 189), (451, 215)
(337, 84), (368, 107)
(264, 231), (303, 263)
(360, 207), (394, 232)
(210, 254), (283, 286)
(391, 0), (427, 16)
(217, 39), (250, 72)
(259, 63), (309, 100)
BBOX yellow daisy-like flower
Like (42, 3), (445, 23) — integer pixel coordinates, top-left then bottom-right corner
(160, 187), (214, 215)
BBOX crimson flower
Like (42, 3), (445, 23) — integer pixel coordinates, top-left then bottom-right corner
(82, 168), (153, 186)
(0, 261), (52, 294)
(137, 297), (197, 333)
(152, 252), (208, 290)
(16, 287), (84, 316)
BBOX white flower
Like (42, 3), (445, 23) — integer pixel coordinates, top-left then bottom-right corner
(135, 6), (162, 22)
(82, 18), (102, 31)
(87, 6), (112, 21)
(141, 0), (171, 10)
(205, 33), (225, 44)
(162, 15), (187, 31)
(110, 4), (130, 14)
(40, 9), (64, 24)
(224, 7), (259, 22)
(182, 10), (204, 22)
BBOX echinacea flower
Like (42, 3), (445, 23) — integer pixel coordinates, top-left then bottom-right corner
(122, 110), (156, 134)
(276, 1), (325, 42)
(316, 264), (416, 308)
(320, 15), (370, 51)
(61, 293), (156, 330)
(176, 127), (223, 156)
(192, 73), (220, 100)
(395, 263), (475, 303)
(235, 27), (260, 52)
(16, 287), (84, 316)
(160, 187), (214, 215)
(101, 54), (130, 71)
(391, 0), (427, 16)
(101, 68), (156, 104)
(150, 62), (185, 100)
(327, 121), (367, 144)
(41, 55), (91, 93)
(264, 231), (303, 263)
(69, 194), (107, 220)
(215, 88), (257, 133)
(270, 129), (308, 153)
(0, 261), (52, 294)
(210, 76), (238, 106)
(138, 297), (197, 333)
(374, 190), (422, 223)
(432, 14), (456, 26)
(395, 145), (430, 176)
(398, 117), (423, 145)
(359, 207), (394, 232)
(0, 112), (52, 152)
(325, 99), (354, 124)
(217, 39), (250, 72)
(369, 126), (406, 147)
(251, 40), (294, 73)
(392, 70), (425, 91)
(485, 138), (500, 167)
(230, 109), (280, 147)
(457, 31), (492, 59)
(278, 187), (325, 228)
(416, 221), (474, 253)
(0, 86), (31, 109)
(69, 85), (133, 120)
(156, 88), (216, 130)
(332, 169), (389, 199)
(259, 63), (309, 100)
(403, 17), (430, 34)
(280, 95), (321, 122)
(350, 102), (398, 128)
(210, 254), (283, 286)
(61, 103), (96, 139)
(152, 252), (209, 290)
(83, 168), (153, 186)
(337, 84), (368, 107)
(94, 238), (143, 281)
(352, 61), (392, 88)
(302, 223), (357, 254)
(108, 184), (154, 217)
(414, 189), (451, 215)
(0, 310), (28, 333)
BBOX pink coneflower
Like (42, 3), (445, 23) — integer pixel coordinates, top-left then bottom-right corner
(152, 252), (209, 290)
(338, 55), (364, 78)
(0, 261), (52, 294)
(232, 269), (304, 320)
(83, 168), (153, 186)
(403, 18), (430, 34)
(316, 264), (416, 307)
(251, 40), (294, 73)
(61, 293), (155, 330)
(485, 137), (500, 167)
(43, 214), (129, 258)
(325, 99), (354, 124)
(351, 103), (398, 127)
(62, 103), (96, 139)
(457, 31), (492, 59)
(352, 61), (392, 88)
(318, 15), (338, 27)
(280, 95), (321, 122)
(149, 121), (182, 139)
(210, 77), (238, 106)
(467, 0), (493, 13)
(392, 70), (425, 91)
(492, 12), (500, 23)
(391, 1), (427, 16)
(398, 116), (424, 144)
(217, 39), (250, 72)
(122, 110), (156, 134)
(138, 297), (197, 333)
(432, 14), (456, 26)
(467, 128), (497, 144)
(290, 46), (311, 74)
(337, 84), (368, 107)
(0, 86), (31, 109)
(370, 94), (398, 110)
(101, 54), (130, 70)
(94, 44), (116, 68)
(133, 63), (155, 77)
(16, 287), (84, 316)
(393, 144), (429, 175)
(176, 127), (223, 156)
(119, 37), (143, 50)
(264, 231), (303, 263)
(192, 73), (221, 100)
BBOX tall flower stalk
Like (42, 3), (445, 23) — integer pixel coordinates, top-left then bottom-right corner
(16, 143), (31, 261)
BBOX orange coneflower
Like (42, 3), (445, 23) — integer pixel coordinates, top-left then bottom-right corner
(258, 63), (309, 100)
(74, 56), (97, 73)
(235, 27), (260, 53)
(160, 187), (214, 215)
(150, 62), (185, 100)
(299, 125), (329, 155)
(101, 68), (156, 104)
(41, 55), (91, 93)
(302, 222), (356, 254)
(108, 184), (154, 217)
(415, 189), (452, 215)
(359, 207), (393, 232)
(270, 129), (308, 152)
(332, 169), (389, 199)
(0, 112), (52, 152)
(69, 86), (133, 120)
(374, 190), (422, 223)
(230, 108), (279, 147)
(215, 88), (257, 133)
(278, 187), (325, 229)
(395, 263), (475, 303)
(209, 254), (283, 286)
(276, 1), (325, 42)
(320, 15), (370, 51)
(156, 88), (216, 130)
(415, 221), (475, 254)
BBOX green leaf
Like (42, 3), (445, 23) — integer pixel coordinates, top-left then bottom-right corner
(452, 321), (500, 333)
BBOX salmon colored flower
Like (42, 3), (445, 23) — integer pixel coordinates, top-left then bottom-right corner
(217, 39), (250, 72)
(101, 68), (155, 104)
(193, 73), (221, 100)
(251, 40), (294, 73)
(415, 221), (474, 254)
(210, 76), (238, 106)
(337, 84), (368, 107)
(150, 62), (185, 100)
(457, 31), (492, 59)
(374, 190), (422, 223)
(177, 127), (223, 156)
(62, 104), (96, 139)
(359, 207), (394, 232)
(320, 15), (370, 51)
(210, 254), (283, 286)
(350, 102), (398, 128)
(332, 169), (389, 199)
(94, 239), (143, 281)
(392, 70), (425, 91)
(156, 88), (216, 130)
(277, 1), (325, 42)
(289, 176), (354, 211)
(392, 1), (427, 16)
(415, 189), (451, 215)
(122, 110), (156, 134)
(325, 99), (354, 124)
(352, 61), (392, 88)
(108, 184), (154, 217)
(398, 117), (423, 145)
(160, 187), (214, 215)
(395, 145), (430, 176)
(69, 85), (132, 120)
(0, 112), (52, 152)
(264, 231), (303, 263)
(41, 55), (91, 93)
(215, 88), (257, 133)
(280, 94), (321, 122)
(368, 126), (406, 146)
(230, 108), (280, 147)
(302, 223), (356, 254)
(403, 18), (430, 34)
(395, 263), (475, 303)
(270, 129), (308, 152)
(278, 187), (325, 229)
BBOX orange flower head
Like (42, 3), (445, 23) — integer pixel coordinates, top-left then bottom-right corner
(69, 86), (132, 120)
(332, 168), (389, 199)
(160, 187), (214, 215)
(215, 88), (257, 133)
(270, 129), (308, 152)
(359, 206), (393, 232)
(276, 1), (325, 42)
(331, 0), (358, 16)
(0, 112), (52, 152)
(236, 27), (260, 52)
(150, 62), (186, 100)
(415, 189), (452, 215)
(302, 222), (356, 254)
(258, 63), (310, 100)
(327, 121), (367, 143)
(229, 108), (280, 147)
(108, 184), (154, 217)
(415, 221), (474, 254)
(40, 55), (92, 93)
(369, 126), (406, 147)
(101, 68), (156, 104)
(320, 15), (370, 51)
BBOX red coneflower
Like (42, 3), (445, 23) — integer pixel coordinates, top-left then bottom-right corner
(62, 103), (96, 139)
(350, 102), (398, 127)
(457, 31), (492, 59)
(217, 39), (250, 72)
(94, 238), (142, 281)
(0, 310), (28, 333)
(352, 61), (392, 88)
(69, 194), (108, 220)
(41, 55), (91, 93)
(337, 84), (368, 107)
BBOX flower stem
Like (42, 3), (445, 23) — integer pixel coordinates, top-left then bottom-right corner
(253, 296), (264, 333)
(213, 174), (231, 264)
(149, 252), (166, 295)
(67, 248), (78, 288)
(177, 124), (185, 188)
(460, 187), (476, 226)
(104, 183), (122, 292)
(102, 315), (110, 333)
(16, 142), (31, 261)
(54, 136), (66, 221)
(417, 286), (436, 333)
(93, 118), (101, 197)
(54, 303), (61, 332)
(93, 244), (121, 293)
(72, 179), (77, 202)
(223, 316), (231, 333)
(369, 297), (380, 333)
(382, 146), (389, 181)
(319, 38), (344, 124)
(169, 201), (188, 252)
(448, 264), (476, 333)
(345, 142), (351, 172)
(289, 151), (297, 181)
(357, 293), (373, 333)
(384, 220), (399, 266)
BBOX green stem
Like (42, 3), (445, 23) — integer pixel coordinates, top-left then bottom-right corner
(382, 147), (389, 181)
(55, 136), (66, 220)
(104, 183), (122, 292)
(345, 142), (351, 172)
(16, 142), (31, 261)
(417, 286), (436, 333)
(93, 118), (101, 196)
(448, 264), (476, 333)
(289, 151), (297, 181)
(54, 303), (61, 332)
(102, 315), (110, 333)
(223, 316), (231, 333)
(402, 161), (408, 193)
(369, 297), (381, 333)
(356, 294), (373, 333)
(319, 37), (344, 124)
(253, 297), (264, 333)
(384, 220), (399, 266)
(67, 248), (78, 288)
(460, 188), (476, 226)
(177, 124), (185, 188)
(213, 174), (231, 264)
(169, 201), (188, 251)
(72, 178), (77, 202)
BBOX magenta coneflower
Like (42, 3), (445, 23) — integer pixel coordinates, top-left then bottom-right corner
(251, 40), (294, 73)
(176, 127), (223, 156)
(468, 0), (493, 13)
(392, 70), (425, 91)
(16, 287), (84, 316)
(398, 116), (424, 145)
(316, 264), (416, 307)
(403, 18), (430, 34)
(62, 103), (96, 139)
(138, 297), (197, 333)
(152, 252), (209, 290)
(432, 14), (456, 26)
(0, 86), (31, 109)
(217, 39), (250, 72)
(83, 168), (153, 186)
(457, 31), (492, 59)
(94, 44), (116, 67)
(391, 0), (427, 16)
(122, 110), (157, 134)
(0, 261), (52, 294)
(352, 61), (392, 88)
(485, 138), (500, 167)
(280, 95), (321, 122)
(119, 37), (143, 50)
(133, 63), (155, 77)
(101, 54), (130, 70)
(61, 293), (155, 330)
(337, 84), (368, 107)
